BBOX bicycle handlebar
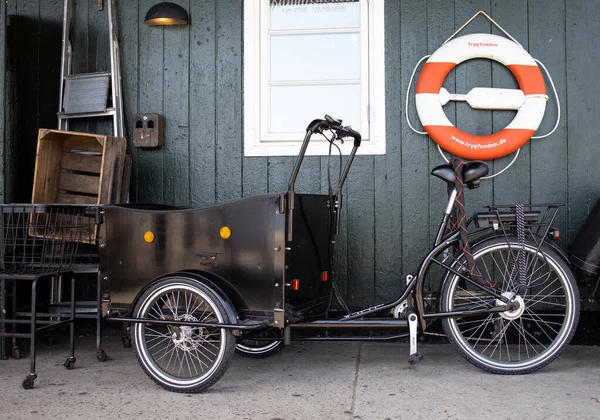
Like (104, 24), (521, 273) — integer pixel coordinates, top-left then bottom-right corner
(288, 115), (361, 240)
(306, 115), (362, 147)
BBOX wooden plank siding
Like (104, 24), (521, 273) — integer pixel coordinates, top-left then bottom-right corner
(0, 0), (6, 358)
(2, 0), (16, 204)
(1, 0), (6, 203)
(2, 0), (600, 308)
(565, 0), (600, 241)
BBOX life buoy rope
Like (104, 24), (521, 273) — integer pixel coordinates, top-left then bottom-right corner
(413, 33), (548, 161)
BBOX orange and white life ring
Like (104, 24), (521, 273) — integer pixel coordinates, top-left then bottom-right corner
(415, 33), (547, 160)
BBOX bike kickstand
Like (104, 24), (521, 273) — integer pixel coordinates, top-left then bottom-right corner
(407, 312), (423, 365)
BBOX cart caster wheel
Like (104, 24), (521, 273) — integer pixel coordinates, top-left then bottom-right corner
(64, 357), (76, 370)
(121, 336), (132, 348)
(408, 352), (423, 366)
(22, 375), (36, 390)
(96, 349), (108, 362)
(12, 347), (21, 360)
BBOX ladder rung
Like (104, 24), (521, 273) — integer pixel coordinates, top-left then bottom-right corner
(64, 71), (112, 80)
(58, 108), (116, 119)
(63, 73), (111, 114)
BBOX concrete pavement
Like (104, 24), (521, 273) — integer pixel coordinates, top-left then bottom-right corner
(1, 336), (599, 419)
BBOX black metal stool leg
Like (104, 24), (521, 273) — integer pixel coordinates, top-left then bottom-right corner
(64, 273), (76, 370)
(11, 280), (20, 359)
(1, 204), (102, 389)
(22, 276), (40, 389)
(95, 271), (107, 362)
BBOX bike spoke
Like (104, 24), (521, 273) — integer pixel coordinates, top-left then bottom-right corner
(525, 296), (566, 309)
(519, 316), (564, 326)
(518, 323), (547, 350)
(155, 339), (177, 367)
(189, 346), (212, 371)
(503, 324), (511, 362)
(452, 286), (495, 309)
(526, 282), (564, 306)
(527, 275), (559, 300)
(459, 317), (494, 335)
(483, 318), (512, 357)
(517, 317), (535, 358)
(489, 250), (514, 291)
(189, 294), (206, 315)
(523, 308), (561, 337)
(467, 314), (495, 346)
(146, 334), (172, 351)
(193, 337), (219, 357)
(149, 305), (165, 320)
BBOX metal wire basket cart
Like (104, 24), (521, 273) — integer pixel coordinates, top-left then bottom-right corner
(0, 204), (101, 389)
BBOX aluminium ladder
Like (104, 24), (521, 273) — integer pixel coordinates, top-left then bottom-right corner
(52, 0), (126, 357)
(58, 0), (124, 137)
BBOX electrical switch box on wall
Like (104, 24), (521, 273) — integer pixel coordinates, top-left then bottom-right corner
(133, 113), (163, 148)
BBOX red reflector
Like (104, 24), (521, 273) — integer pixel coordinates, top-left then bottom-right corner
(291, 279), (300, 291)
(548, 228), (560, 241)
(321, 271), (329, 282)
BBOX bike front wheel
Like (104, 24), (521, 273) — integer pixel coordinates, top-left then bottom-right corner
(441, 237), (580, 374)
(132, 277), (235, 392)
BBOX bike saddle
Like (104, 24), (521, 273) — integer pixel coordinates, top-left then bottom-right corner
(431, 161), (489, 189)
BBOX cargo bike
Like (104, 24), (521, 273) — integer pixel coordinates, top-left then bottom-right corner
(99, 116), (580, 393)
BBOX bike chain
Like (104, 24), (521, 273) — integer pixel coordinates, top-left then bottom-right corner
(423, 331), (447, 338)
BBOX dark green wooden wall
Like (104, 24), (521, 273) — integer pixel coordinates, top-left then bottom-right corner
(1, 0), (6, 202)
(0, 0), (6, 357)
(2, 0), (600, 308)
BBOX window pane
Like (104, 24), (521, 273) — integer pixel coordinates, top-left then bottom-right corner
(270, 84), (361, 133)
(271, 33), (360, 81)
(270, 2), (360, 30)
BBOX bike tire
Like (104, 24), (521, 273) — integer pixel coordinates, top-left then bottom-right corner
(235, 330), (284, 358)
(132, 277), (235, 392)
(441, 236), (579, 374)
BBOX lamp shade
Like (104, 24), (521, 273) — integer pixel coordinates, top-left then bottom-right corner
(144, 2), (189, 26)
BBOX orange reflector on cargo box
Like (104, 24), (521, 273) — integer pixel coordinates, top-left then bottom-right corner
(220, 226), (231, 239)
(144, 231), (155, 243)
(291, 279), (300, 291)
(321, 271), (329, 282)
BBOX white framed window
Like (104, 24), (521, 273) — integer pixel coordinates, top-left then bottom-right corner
(244, 0), (386, 157)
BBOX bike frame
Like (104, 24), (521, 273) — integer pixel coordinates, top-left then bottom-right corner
(291, 191), (507, 330)
(286, 124), (561, 335)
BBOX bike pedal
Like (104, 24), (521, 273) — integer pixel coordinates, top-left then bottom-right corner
(408, 311), (419, 357)
(408, 352), (424, 365)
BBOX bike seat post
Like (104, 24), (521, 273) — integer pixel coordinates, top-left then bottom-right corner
(445, 188), (458, 215)
(434, 188), (458, 246)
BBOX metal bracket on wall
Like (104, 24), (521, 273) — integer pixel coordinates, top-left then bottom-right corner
(133, 113), (164, 148)
(444, 10), (521, 46)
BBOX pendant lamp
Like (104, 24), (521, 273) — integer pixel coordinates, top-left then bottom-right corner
(144, 2), (189, 26)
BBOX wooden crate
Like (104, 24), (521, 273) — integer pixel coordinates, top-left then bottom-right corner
(32, 129), (127, 205)
(30, 130), (127, 243)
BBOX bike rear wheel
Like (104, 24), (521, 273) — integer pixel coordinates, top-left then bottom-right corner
(235, 330), (284, 358)
(441, 237), (579, 374)
(235, 339), (283, 359)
